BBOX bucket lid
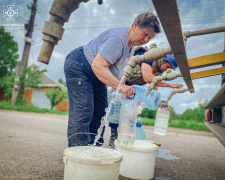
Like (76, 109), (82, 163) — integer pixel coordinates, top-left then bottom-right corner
(115, 140), (158, 153)
(64, 146), (123, 165)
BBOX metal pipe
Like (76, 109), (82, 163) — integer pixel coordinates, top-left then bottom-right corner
(145, 69), (182, 96)
(37, 0), (89, 64)
(120, 46), (172, 84)
(166, 87), (189, 104)
(183, 26), (225, 38)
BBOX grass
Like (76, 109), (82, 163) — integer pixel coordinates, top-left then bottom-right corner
(0, 101), (209, 131)
(0, 101), (68, 115)
(139, 117), (209, 131)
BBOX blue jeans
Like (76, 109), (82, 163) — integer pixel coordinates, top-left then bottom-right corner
(64, 46), (107, 147)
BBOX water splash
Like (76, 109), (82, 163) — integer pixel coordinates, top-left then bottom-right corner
(93, 83), (123, 146)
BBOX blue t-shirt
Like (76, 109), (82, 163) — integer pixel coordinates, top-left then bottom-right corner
(134, 48), (153, 67)
(83, 27), (135, 78)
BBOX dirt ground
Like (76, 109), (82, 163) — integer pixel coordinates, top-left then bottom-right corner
(0, 109), (224, 180)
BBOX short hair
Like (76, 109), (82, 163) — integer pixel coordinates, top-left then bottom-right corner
(134, 12), (161, 34)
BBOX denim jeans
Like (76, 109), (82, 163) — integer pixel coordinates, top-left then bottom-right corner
(64, 46), (107, 147)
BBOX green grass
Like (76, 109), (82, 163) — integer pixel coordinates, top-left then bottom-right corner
(139, 117), (209, 131)
(0, 101), (209, 131)
(0, 101), (68, 115)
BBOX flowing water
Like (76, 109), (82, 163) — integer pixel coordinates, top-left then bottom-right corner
(93, 83), (123, 146)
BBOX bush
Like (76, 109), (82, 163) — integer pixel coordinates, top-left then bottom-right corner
(139, 108), (157, 119)
(181, 100), (208, 122)
(139, 117), (209, 131)
(46, 88), (68, 109)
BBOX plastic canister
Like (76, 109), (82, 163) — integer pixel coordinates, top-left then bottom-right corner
(132, 85), (161, 110)
(63, 146), (123, 180)
(117, 98), (137, 148)
(136, 122), (146, 140)
(154, 104), (170, 136)
(107, 92), (125, 124)
(115, 140), (158, 180)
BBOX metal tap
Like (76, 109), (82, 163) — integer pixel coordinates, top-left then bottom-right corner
(37, 0), (90, 64)
(120, 46), (172, 84)
(166, 86), (189, 104)
(145, 69), (182, 96)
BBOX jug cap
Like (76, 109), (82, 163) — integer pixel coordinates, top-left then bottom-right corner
(136, 122), (144, 127)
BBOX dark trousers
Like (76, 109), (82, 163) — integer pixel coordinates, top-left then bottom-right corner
(64, 46), (107, 147)
(108, 122), (119, 128)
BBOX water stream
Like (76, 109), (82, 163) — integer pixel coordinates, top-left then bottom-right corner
(93, 83), (123, 146)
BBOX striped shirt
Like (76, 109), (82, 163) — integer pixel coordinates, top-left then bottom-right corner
(83, 27), (135, 78)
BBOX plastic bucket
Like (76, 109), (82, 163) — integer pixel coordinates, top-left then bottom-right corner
(115, 140), (158, 180)
(63, 146), (123, 180)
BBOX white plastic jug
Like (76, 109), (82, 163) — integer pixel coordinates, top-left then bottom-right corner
(154, 104), (170, 136)
(118, 98), (137, 148)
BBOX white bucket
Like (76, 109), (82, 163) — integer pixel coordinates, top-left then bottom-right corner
(63, 146), (123, 180)
(115, 140), (159, 180)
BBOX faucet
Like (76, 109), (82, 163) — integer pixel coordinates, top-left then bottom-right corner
(120, 46), (172, 84)
(145, 69), (182, 96)
(165, 87), (189, 104)
(37, 0), (89, 64)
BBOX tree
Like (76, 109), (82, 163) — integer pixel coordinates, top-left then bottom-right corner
(181, 100), (208, 122)
(0, 27), (19, 78)
(139, 104), (177, 120)
(0, 64), (47, 102)
(16, 64), (47, 103)
(139, 108), (157, 118)
(46, 88), (68, 109)
(58, 78), (67, 87)
(169, 106), (177, 118)
(0, 71), (16, 99)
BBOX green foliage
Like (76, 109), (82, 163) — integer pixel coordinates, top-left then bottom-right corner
(168, 120), (208, 131)
(0, 27), (19, 78)
(23, 64), (47, 87)
(0, 64), (47, 101)
(139, 105), (175, 119)
(16, 64), (47, 103)
(169, 106), (176, 118)
(58, 78), (67, 87)
(46, 88), (68, 109)
(139, 117), (209, 131)
(0, 101), (68, 115)
(181, 100), (208, 122)
(0, 71), (16, 99)
(139, 117), (155, 126)
(139, 108), (157, 118)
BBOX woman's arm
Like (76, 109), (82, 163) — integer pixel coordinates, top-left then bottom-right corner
(141, 63), (182, 88)
(92, 53), (135, 99)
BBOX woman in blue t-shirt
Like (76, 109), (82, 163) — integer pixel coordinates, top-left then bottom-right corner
(64, 12), (161, 147)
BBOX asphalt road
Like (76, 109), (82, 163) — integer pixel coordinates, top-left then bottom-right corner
(0, 109), (224, 180)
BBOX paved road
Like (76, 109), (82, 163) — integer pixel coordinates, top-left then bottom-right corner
(0, 109), (224, 180)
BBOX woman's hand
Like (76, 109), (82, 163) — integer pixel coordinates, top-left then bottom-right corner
(170, 83), (183, 89)
(158, 101), (170, 111)
(120, 85), (135, 99)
